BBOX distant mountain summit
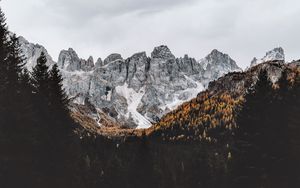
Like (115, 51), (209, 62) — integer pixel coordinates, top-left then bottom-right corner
(250, 47), (285, 67)
(199, 49), (242, 84)
(18, 36), (243, 129)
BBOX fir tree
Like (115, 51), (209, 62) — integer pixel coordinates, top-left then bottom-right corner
(31, 52), (50, 95)
(0, 10), (26, 128)
(31, 52), (51, 122)
(0, 8), (10, 125)
(49, 64), (69, 114)
(48, 63), (73, 134)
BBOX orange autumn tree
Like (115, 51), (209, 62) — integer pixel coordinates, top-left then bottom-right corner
(152, 90), (242, 142)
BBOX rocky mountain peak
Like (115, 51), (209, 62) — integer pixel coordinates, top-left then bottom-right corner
(251, 47), (285, 67)
(208, 49), (240, 69)
(18, 36), (55, 70)
(80, 56), (95, 72)
(18, 36), (29, 45)
(151, 45), (175, 59)
(57, 48), (81, 71)
(57, 48), (95, 72)
(103, 53), (123, 65)
(198, 49), (242, 84)
(130, 52), (147, 61)
(265, 47), (285, 61)
(87, 56), (94, 64)
(95, 58), (103, 67)
(206, 49), (233, 63)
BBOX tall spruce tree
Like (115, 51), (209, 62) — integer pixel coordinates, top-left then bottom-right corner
(0, 8), (10, 126)
(49, 64), (69, 114)
(31, 52), (51, 122)
(0, 9), (27, 130)
(49, 63), (73, 135)
(0, 8), (9, 87)
(32, 52), (50, 95)
(5, 34), (27, 126)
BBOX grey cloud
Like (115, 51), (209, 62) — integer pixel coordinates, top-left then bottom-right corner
(1, 0), (300, 69)
(45, 0), (198, 20)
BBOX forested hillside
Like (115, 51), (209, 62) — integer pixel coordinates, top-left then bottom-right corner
(150, 62), (300, 187)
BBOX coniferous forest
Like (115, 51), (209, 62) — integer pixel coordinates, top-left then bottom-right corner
(0, 7), (300, 188)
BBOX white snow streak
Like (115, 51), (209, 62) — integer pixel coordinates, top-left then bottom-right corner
(115, 83), (152, 129)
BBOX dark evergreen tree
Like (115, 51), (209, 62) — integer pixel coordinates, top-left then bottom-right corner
(31, 52), (50, 95)
(31, 52), (51, 122)
(0, 8), (10, 126)
(49, 64), (69, 117)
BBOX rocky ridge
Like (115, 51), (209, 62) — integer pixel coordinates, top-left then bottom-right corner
(250, 47), (285, 67)
(20, 37), (287, 129)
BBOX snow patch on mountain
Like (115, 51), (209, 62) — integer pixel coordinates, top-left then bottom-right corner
(115, 83), (151, 129)
(163, 76), (204, 111)
(18, 36), (242, 129)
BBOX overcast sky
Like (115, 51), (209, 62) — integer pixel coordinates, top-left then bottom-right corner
(1, 0), (300, 68)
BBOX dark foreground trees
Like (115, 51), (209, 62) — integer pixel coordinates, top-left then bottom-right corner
(0, 8), (82, 188)
(232, 68), (300, 187)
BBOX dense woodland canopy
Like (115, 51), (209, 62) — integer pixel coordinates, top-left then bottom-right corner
(0, 7), (300, 188)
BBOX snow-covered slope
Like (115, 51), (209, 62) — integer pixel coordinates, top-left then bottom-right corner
(115, 83), (151, 129)
(18, 37), (243, 129)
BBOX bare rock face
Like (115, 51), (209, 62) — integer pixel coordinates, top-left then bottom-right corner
(199, 49), (242, 86)
(95, 58), (103, 68)
(126, 52), (149, 92)
(57, 48), (81, 71)
(81, 56), (94, 71)
(151, 45), (175, 59)
(19, 36), (243, 129)
(57, 48), (94, 72)
(18, 36), (55, 70)
(103, 53), (123, 65)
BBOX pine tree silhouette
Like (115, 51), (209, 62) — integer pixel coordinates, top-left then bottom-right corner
(49, 64), (69, 116)
(31, 52), (51, 123)
(0, 8), (10, 125)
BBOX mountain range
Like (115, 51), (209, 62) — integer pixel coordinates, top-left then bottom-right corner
(18, 36), (286, 129)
